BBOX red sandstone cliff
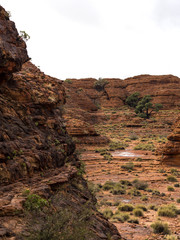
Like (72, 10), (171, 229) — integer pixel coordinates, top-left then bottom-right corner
(0, 6), (121, 240)
(161, 116), (180, 165)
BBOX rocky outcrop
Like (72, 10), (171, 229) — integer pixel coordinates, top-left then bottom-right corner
(124, 74), (180, 109)
(0, 8), (121, 240)
(63, 76), (180, 143)
(0, 6), (29, 80)
(161, 116), (180, 165)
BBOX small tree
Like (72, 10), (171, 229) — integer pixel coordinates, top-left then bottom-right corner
(135, 95), (163, 119)
(20, 30), (30, 41)
(125, 92), (140, 108)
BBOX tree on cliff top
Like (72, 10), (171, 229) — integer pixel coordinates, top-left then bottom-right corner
(126, 93), (163, 119)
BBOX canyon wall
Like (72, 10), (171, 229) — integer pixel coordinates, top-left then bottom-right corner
(161, 116), (180, 165)
(63, 76), (180, 143)
(0, 6), (121, 240)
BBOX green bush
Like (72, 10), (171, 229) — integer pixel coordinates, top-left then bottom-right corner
(121, 162), (134, 171)
(149, 204), (158, 211)
(118, 204), (134, 212)
(158, 204), (178, 218)
(103, 209), (113, 219)
(126, 92), (140, 108)
(24, 194), (48, 211)
(128, 188), (141, 196)
(109, 141), (128, 151)
(167, 175), (177, 182)
(133, 179), (148, 190)
(112, 212), (130, 222)
(167, 186), (175, 192)
(135, 204), (147, 211)
(134, 143), (155, 151)
(177, 198), (180, 203)
(128, 217), (139, 224)
(94, 79), (109, 91)
(151, 221), (170, 234)
(133, 208), (144, 217)
(110, 185), (126, 195)
(102, 181), (116, 191)
(141, 195), (148, 201)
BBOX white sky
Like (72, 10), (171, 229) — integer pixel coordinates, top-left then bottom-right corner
(1, 0), (180, 80)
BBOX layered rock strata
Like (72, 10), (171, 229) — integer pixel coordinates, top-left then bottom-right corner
(161, 116), (180, 165)
(0, 7), (121, 240)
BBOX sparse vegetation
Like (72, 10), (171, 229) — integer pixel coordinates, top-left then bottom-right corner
(167, 175), (177, 182)
(103, 209), (113, 219)
(94, 78), (109, 91)
(151, 221), (170, 234)
(133, 208), (144, 217)
(118, 204), (134, 212)
(158, 204), (179, 218)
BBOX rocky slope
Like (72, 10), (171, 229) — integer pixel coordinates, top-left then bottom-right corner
(0, 6), (121, 240)
(161, 115), (180, 165)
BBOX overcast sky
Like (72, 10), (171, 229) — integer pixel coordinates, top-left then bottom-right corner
(1, 0), (180, 79)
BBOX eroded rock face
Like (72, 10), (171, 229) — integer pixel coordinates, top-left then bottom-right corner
(0, 8), (121, 239)
(63, 76), (180, 143)
(161, 116), (180, 165)
(0, 6), (29, 78)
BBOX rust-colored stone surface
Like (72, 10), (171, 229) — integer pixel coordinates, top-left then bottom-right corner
(0, 8), (121, 240)
(0, 6), (29, 78)
(161, 115), (180, 165)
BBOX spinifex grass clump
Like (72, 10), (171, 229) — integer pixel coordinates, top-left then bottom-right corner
(121, 162), (134, 171)
(134, 143), (155, 151)
(102, 181), (126, 195)
(102, 209), (113, 219)
(109, 141), (129, 151)
(112, 212), (130, 222)
(167, 175), (178, 182)
(158, 204), (179, 218)
(118, 204), (134, 212)
(151, 221), (170, 234)
(133, 208), (144, 217)
(132, 179), (148, 190)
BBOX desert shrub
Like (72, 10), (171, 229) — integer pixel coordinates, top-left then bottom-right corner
(134, 143), (155, 151)
(109, 141), (128, 151)
(149, 204), (158, 211)
(128, 188), (141, 196)
(87, 182), (101, 195)
(170, 168), (179, 176)
(125, 92), (140, 108)
(24, 194), (48, 211)
(151, 221), (170, 234)
(112, 212), (130, 222)
(128, 217), (139, 224)
(135, 204), (147, 211)
(133, 179), (148, 190)
(133, 208), (144, 217)
(119, 180), (132, 186)
(94, 79), (109, 91)
(121, 162), (134, 171)
(174, 183), (180, 187)
(21, 201), (93, 240)
(167, 175), (177, 182)
(118, 204), (134, 212)
(110, 185), (126, 195)
(102, 181), (116, 191)
(129, 134), (138, 140)
(167, 186), (175, 192)
(64, 79), (72, 84)
(141, 195), (148, 201)
(103, 209), (113, 219)
(158, 204), (178, 218)
(152, 190), (161, 196)
(177, 198), (180, 203)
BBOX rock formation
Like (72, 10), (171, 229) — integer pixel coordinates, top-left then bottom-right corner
(63, 76), (180, 142)
(161, 115), (180, 165)
(0, 6), (121, 240)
